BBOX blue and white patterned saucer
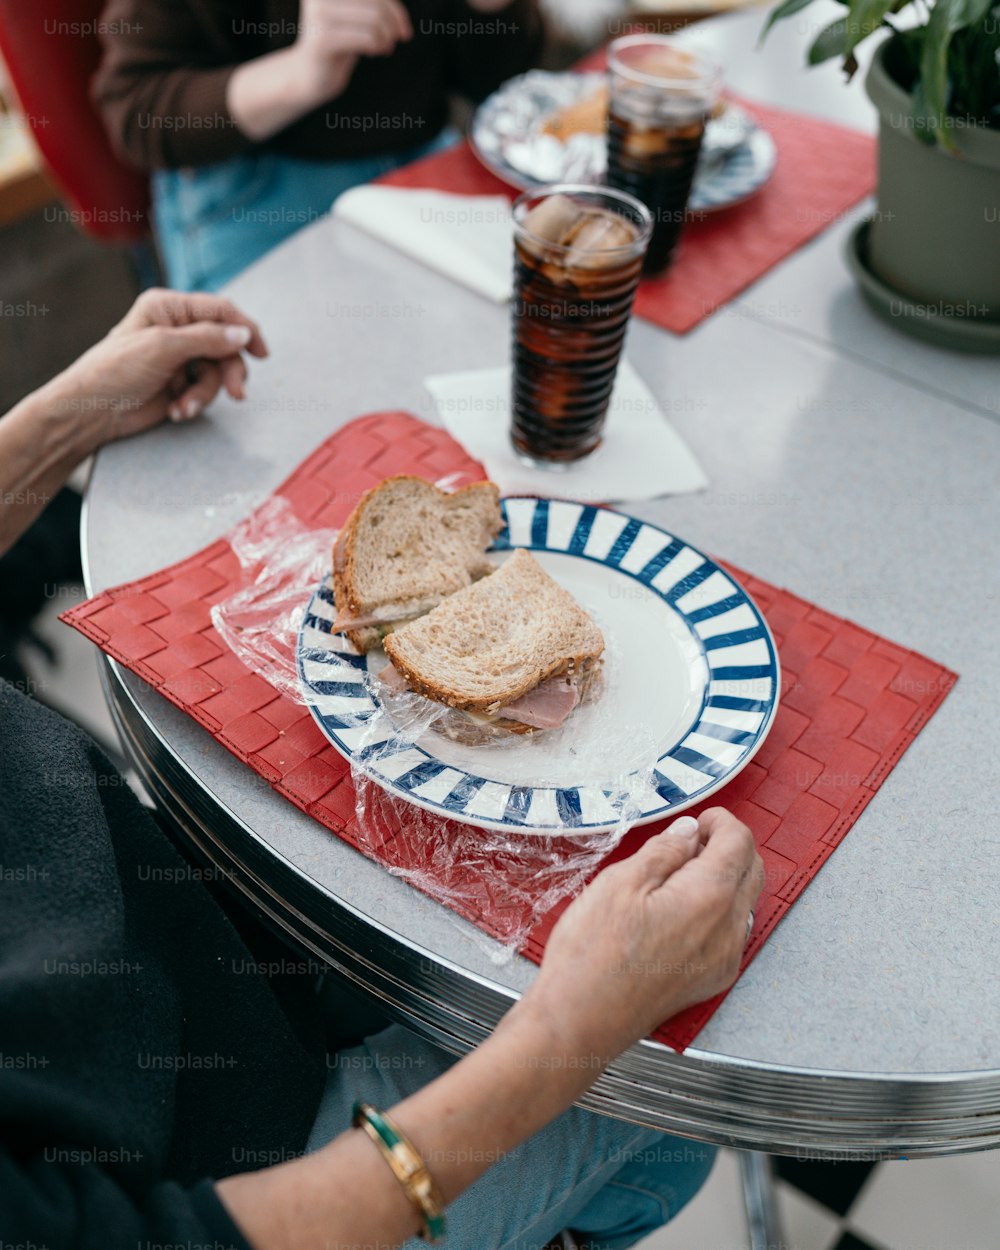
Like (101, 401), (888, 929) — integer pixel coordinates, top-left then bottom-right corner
(298, 499), (780, 835)
(690, 128), (776, 213)
(470, 70), (777, 215)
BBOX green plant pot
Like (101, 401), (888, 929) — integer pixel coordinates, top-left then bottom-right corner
(863, 35), (1000, 341)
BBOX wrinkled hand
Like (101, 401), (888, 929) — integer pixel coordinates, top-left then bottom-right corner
(528, 807), (764, 1058)
(54, 289), (268, 451)
(295, 0), (413, 99)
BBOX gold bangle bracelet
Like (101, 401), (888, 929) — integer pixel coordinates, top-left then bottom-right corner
(352, 1101), (447, 1243)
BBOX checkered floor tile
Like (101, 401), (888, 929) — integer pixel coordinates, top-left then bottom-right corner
(638, 1149), (1000, 1250)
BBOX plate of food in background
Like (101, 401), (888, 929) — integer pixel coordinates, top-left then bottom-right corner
(470, 69), (777, 213)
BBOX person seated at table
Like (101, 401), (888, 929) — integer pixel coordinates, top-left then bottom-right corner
(92, 0), (544, 291)
(0, 289), (764, 1250)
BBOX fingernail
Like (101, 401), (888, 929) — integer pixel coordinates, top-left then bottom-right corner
(184, 398), (201, 419)
(168, 403), (183, 422)
(667, 815), (699, 838)
(224, 325), (252, 347)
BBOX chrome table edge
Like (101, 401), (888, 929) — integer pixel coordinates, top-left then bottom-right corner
(100, 655), (1000, 1157)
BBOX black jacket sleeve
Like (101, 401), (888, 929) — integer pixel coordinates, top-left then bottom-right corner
(0, 681), (325, 1246)
(0, 1156), (251, 1250)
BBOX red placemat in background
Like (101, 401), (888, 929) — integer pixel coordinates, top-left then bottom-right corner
(63, 415), (955, 1052)
(379, 100), (875, 335)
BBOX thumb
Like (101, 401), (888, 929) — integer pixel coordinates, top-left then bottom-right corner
(155, 321), (254, 367)
(622, 816), (701, 891)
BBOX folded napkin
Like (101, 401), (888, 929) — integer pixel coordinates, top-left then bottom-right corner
(424, 360), (707, 503)
(333, 185), (513, 302)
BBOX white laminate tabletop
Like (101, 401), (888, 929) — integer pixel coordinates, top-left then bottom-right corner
(85, 8), (1000, 1138)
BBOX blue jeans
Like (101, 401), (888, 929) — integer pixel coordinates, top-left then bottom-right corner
(152, 131), (456, 291)
(308, 1025), (716, 1250)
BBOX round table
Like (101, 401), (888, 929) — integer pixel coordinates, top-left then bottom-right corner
(85, 9), (1000, 1159)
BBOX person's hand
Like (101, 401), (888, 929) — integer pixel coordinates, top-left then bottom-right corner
(293, 0), (413, 100)
(228, 0), (414, 143)
(48, 289), (269, 452)
(525, 807), (764, 1059)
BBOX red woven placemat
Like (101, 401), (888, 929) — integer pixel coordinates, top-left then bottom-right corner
(378, 97), (875, 335)
(63, 414), (955, 1051)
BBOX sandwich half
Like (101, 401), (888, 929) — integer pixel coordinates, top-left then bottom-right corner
(381, 548), (604, 736)
(333, 475), (503, 653)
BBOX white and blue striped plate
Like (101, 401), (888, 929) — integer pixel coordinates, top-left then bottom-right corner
(298, 499), (780, 835)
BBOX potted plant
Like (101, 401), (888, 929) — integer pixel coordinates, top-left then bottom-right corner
(764, 0), (1000, 351)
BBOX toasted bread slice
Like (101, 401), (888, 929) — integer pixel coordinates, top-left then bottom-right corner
(333, 476), (503, 653)
(383, 548), (604, 712)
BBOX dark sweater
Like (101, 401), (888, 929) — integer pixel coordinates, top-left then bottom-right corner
(93, 0), (543, 170)
(0, 682), (326, 1248)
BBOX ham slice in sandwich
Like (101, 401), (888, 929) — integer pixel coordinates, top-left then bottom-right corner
(378, 549), (604, 738)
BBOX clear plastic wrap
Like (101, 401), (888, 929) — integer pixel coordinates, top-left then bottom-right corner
(212, 497), (338, 704)
(211, 494), (662, 957)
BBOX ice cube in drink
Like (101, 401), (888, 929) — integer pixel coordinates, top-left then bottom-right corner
(519, 193), (583, 253)
(562, 209), (640, 269)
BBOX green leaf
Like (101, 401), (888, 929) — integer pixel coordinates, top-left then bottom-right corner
(807, 17), (851, 62)
(909, 77), (942, 146)
(918, 0), (994, 149)
(842, 0), (899, 58)
(759, 0), (823, 44)
(941, 0), (994, 30)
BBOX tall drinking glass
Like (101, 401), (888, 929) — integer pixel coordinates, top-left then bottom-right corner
(510, 184), (652, 465)
(606, 36), (721, 276)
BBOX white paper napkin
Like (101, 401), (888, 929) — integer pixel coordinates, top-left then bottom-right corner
(424, 361), (707, 503)
(333, 186), (513, 303)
